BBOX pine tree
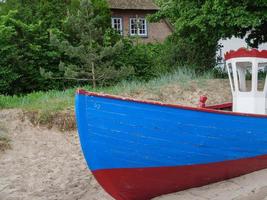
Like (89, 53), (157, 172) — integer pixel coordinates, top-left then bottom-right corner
(44, 0), (134, 88)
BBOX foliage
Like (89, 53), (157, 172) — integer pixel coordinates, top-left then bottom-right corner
(0, 1), (75, 95)
(113, 42), (166, 80)
(2, 0), (241, 95)
(0, 0), (76, 31)
(163, 35), (217, 70)
(0, 11), (53, 94)
(0, 0), (167, 95)
(42, 0), (134, 88)
(152, 0), (267, 68)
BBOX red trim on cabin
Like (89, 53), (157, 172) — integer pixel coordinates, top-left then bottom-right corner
(225, 48), (267, 61)
(93, 155), (267, 200)
(76, 89), (267, 118)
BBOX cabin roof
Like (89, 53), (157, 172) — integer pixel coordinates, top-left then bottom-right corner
(107, 0), (159, 11)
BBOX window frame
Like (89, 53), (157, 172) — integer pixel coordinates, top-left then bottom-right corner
(111, 17), (123, 35)
(257, 62), (267, 92)
(235, 62), (252, 92)
(129, 17), (148, 37)
(227, 63), (235, 92)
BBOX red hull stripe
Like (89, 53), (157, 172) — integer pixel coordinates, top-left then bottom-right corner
(205, 102), (232, 109)
(93, 155), (267, 200)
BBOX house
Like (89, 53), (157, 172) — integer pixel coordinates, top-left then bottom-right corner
(107, 0), (173, 43)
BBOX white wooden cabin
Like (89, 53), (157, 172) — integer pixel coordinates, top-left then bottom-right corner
(225, 48), (267, 114)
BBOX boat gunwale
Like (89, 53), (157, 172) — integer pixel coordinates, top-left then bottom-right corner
(76, 89), (267, 118)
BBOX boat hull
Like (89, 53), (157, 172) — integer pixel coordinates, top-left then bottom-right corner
(75, 90), (267, 200)
(93, 155), (267, 200)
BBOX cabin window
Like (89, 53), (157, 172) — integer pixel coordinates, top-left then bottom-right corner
(258, 62), (267, 91)
(129, 18), (147, 37)
(227, 63), (235, 91)
(236, 62), (252, 92)
(111, 17), (123, 35)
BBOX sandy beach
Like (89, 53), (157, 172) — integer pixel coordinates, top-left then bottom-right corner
(0, 109), (111, 200)
(1, 109), (267, 200)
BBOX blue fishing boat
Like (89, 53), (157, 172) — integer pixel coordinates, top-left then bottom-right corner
(75, 49), (267, 200)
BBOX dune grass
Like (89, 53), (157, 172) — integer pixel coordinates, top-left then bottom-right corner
(0, 68), (215, 113)
(0, 123), (10, 152)
(0, 136), (10, 152)
(112, 68), (214, 94)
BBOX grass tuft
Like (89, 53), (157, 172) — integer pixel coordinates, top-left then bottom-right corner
(0, 136), (11, 152)
(0, 123), (11, 152)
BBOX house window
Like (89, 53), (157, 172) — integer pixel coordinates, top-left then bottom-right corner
(111, 17), (123, 35)
(130, 18), (147, 37)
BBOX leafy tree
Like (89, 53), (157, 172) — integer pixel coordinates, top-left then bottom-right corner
(0, 0), (72, 25)
(0, 10), (68, 94)
(153, 0), (267, 68)
(0, 0), (75, 94)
